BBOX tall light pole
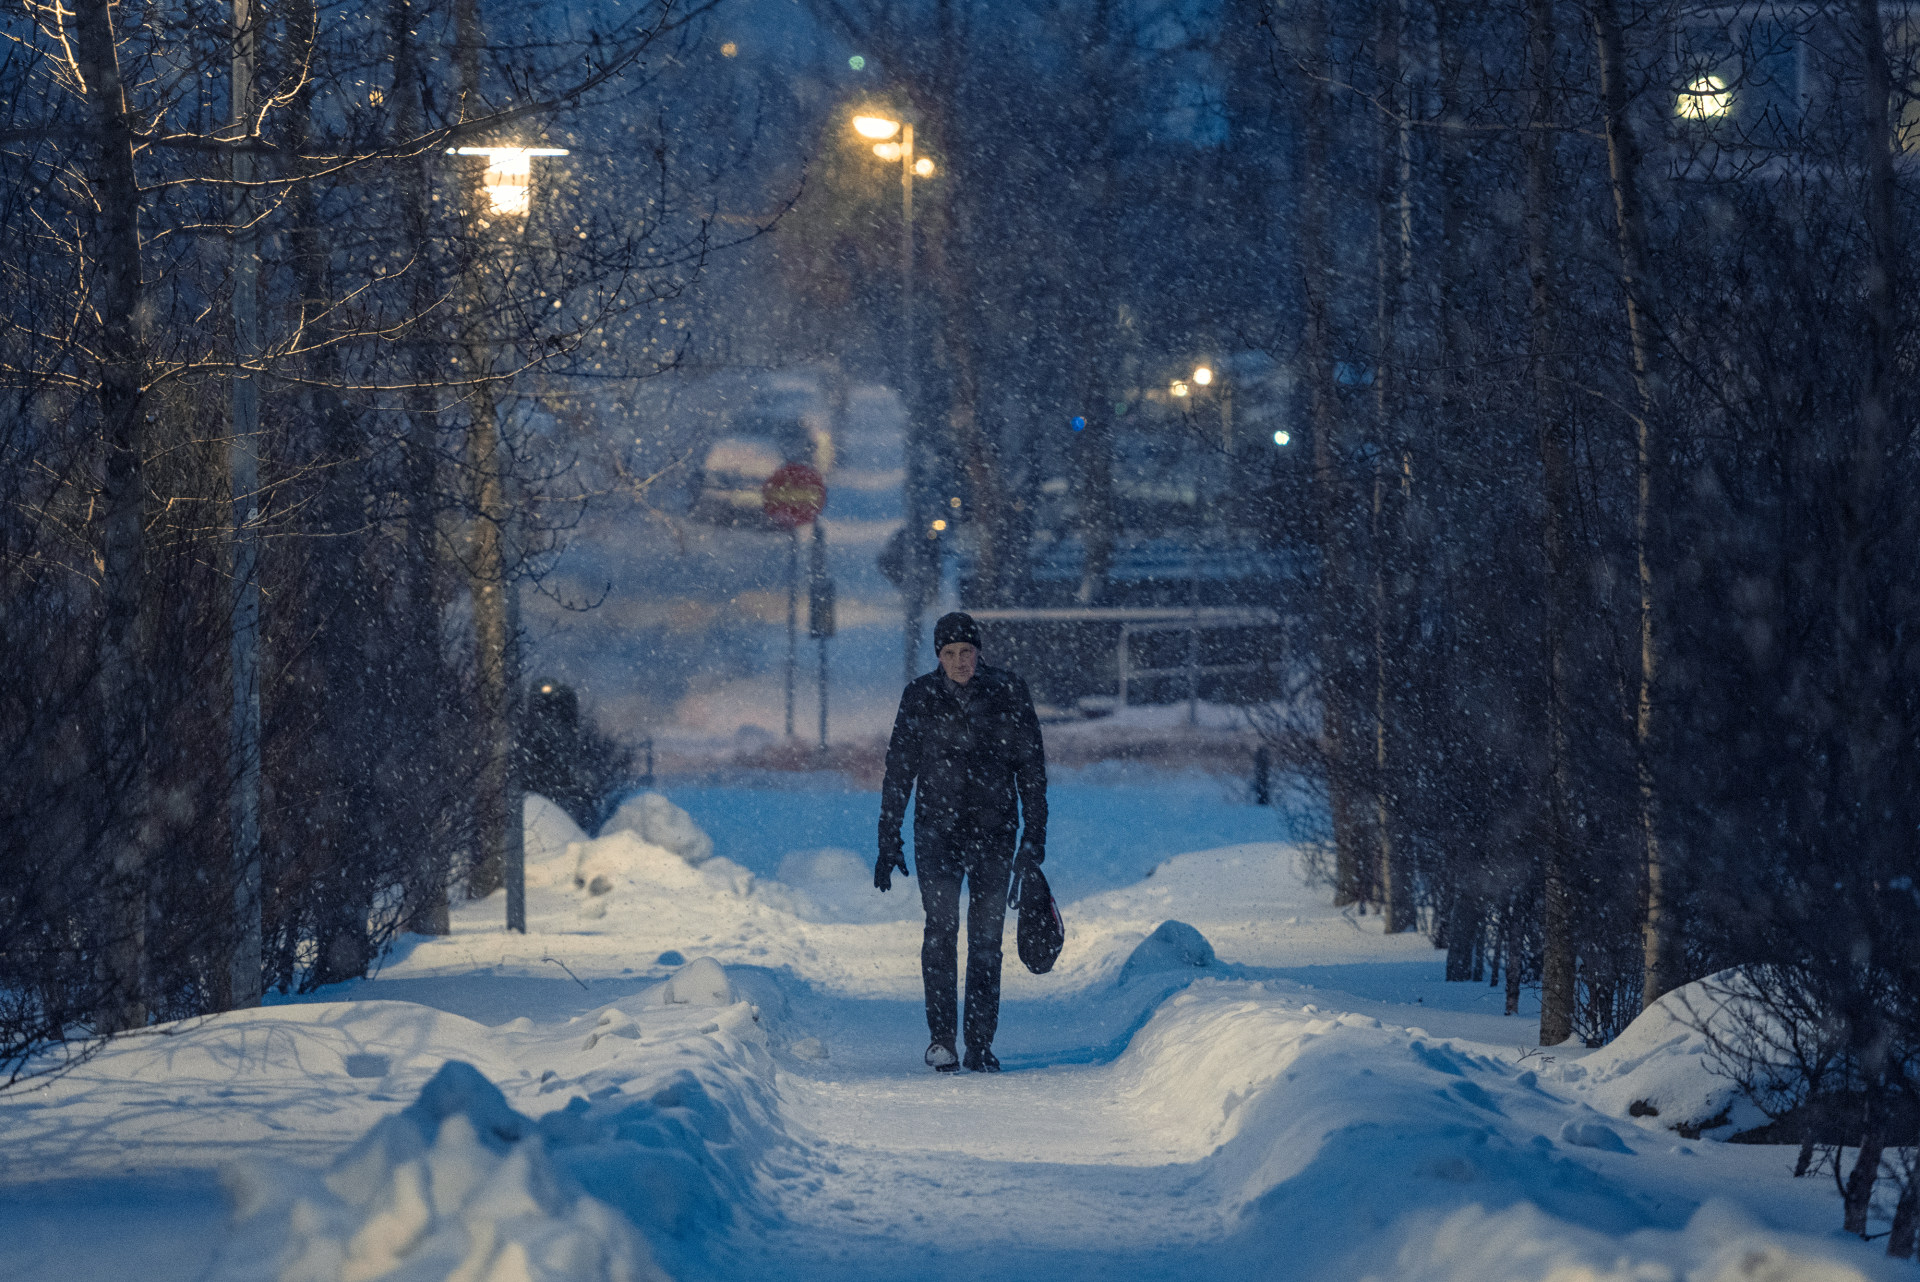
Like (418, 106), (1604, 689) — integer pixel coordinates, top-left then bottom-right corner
(448, 144), (566, 935)
(853, 111), (937, 684)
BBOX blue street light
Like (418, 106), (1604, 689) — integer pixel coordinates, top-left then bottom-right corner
(1071, 416), (1086, 431)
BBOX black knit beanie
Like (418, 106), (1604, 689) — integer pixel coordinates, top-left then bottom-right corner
(933, 611), (982, 652)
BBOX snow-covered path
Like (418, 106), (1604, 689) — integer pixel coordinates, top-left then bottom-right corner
(1, 782), (1907, 1281)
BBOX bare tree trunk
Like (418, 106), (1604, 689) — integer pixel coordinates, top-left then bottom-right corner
(1372, 0), (1413, 933)
(69, 0), (151, 1035)
(393, 0), (451, 935)
(226, 0), (265, 1012)
(1587, 0), (1668, 1011)
(1889, 1158), (1919, 1258)
(1528, 0), (1577, 1047)
(1299, 0), (1366, 906)
(1845, 1107), (1887, 1237)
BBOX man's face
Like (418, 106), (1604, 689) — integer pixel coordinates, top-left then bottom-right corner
(938, 642), (978, 685)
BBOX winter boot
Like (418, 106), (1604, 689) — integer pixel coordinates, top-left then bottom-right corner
(925, 1042), (959, 1072)
(963, 1046), (1000, 1073)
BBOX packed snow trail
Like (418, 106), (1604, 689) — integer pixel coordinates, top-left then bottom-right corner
(0, 785), (1906, 1281)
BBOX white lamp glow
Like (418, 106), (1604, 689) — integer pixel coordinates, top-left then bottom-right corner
(853, 115), (902, 140)
(450, 146), (568, 217)
(1677, 75), (1732, 120)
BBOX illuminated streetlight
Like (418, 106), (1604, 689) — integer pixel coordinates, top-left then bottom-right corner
(853, 107), (939, 681)
(449, 146), (568, 217)
(1677, 75), (1732, 120)
(1273, 430), (1291, 446)
(1171, 380), (1190, 398)
(1192, 365), (1213, 386)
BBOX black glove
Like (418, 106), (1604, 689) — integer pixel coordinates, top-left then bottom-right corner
(875, 848), (909, 892)
(1018, 836), (1045, 867)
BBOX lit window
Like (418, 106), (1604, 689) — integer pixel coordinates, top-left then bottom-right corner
(1677, 75), (1732, 120)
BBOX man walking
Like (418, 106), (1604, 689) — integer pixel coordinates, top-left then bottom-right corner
(876, 611), (1047, 1072)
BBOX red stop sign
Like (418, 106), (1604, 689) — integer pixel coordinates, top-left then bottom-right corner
(762, 461), (825, 529)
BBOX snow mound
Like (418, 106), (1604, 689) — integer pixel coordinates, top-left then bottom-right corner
(1558, 1119), (1632, 1153)
(647, 957), (734, 1008)
(601, 792), (713, 866)
(1558, 976), (1766, 1138)
(1107, 987), (1886, 1281)
(1118, 920), (1216, 986)
(527, 795), (589, 889)
(212, 1061), (663, 1282)
(570, 831), (754, 901)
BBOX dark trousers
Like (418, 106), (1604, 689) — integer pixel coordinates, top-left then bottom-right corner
(917, 829), (1014, 1052)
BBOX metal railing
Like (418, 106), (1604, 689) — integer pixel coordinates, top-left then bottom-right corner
(967, 606), (1285, 714)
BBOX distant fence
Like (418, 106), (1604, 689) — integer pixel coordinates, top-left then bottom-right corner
(967, 607), (1295, 712)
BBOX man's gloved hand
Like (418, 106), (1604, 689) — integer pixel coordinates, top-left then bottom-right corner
(1017, 836), (1045, 867)
(875, 847), (909, 892)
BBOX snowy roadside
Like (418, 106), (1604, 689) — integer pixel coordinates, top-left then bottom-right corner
(0, 790), (1897, 1282)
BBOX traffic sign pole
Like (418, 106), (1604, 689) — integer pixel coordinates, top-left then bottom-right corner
(786, 526), (798, 739)
(813, 520), (830, 750)
(762, 462), (827, 742)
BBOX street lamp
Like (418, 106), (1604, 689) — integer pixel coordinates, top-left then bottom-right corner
(853, 108), (936, 684)
(446, 143), (567, 936)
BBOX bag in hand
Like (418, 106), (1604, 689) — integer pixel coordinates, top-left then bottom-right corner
(1012, 859), (1064, 975)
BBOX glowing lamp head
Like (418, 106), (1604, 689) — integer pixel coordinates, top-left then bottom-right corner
(1677, 75), (1732, 120)
(853, 115), (901, 140)
(451, 146), (568, 217)
(873, 142), (903, 161)
(931, 519), (948, 532)
(1171, 381), (1190, 398)
(1192, 366), (1213, 386)
(914, 157), (935, 177)
(1273, 430), (1291, 446)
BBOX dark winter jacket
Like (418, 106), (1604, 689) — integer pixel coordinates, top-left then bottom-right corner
(879, 663), (1047, 861)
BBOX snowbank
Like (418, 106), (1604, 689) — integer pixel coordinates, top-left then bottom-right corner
(525, 795), (588, 866)
(600, 793), (713, 866)
(211, 1061), (664, 1282)
(1555, 977), (1769, 1139)
(1099, 983), (1889, 1281)
(1117, 920), (1216, 986)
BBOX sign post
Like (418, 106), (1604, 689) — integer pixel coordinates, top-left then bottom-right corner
(809, 520), (836, 749)
(763, 463), (826, 740)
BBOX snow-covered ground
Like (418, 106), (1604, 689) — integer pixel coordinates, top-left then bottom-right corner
(0, 783), (1900, 1281)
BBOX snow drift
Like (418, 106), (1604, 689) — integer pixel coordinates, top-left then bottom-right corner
(210, 1061), (664, 1282)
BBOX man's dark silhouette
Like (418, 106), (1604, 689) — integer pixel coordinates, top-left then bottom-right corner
(876, 612), (1047, 1072)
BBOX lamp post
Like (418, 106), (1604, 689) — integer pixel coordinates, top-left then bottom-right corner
(853, 111), (937, 684)
(448, 143), (567, 934)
